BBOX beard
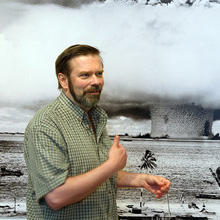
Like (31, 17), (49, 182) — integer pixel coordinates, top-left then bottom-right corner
(68, 80), (102, 109)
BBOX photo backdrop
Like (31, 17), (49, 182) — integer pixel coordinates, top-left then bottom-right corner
(1, 0), (220, 219)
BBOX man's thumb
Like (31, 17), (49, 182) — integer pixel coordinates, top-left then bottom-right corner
(114, 135), (120, 147)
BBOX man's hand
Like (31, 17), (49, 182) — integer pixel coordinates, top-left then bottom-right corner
(138, 174), (171, 198)
(117, 171), (171, 199)
(108, 135), (127, 172)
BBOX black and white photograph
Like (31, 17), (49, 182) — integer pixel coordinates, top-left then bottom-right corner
(1, 0), (220, 219)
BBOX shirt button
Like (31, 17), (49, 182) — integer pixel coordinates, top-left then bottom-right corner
(88, 126), (91, 129)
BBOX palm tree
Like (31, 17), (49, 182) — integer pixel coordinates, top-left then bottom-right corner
(140, 150), (171, 218)
(140, 150), (157, 171)
(139, 150), (157, 209)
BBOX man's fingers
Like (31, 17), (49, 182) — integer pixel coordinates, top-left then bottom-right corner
(143, 177), (170, 199)
(113, 135), (120, 147)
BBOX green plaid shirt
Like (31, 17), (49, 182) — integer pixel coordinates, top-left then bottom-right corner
(24, 92), (118, 220)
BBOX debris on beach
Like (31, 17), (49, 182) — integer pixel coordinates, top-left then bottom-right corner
(0, 167), (23, 177)
(196, 193), (220, 199)
(209, 168), (220, 187)
(188, 202), (199, 209)
(0, 204), (11, 213)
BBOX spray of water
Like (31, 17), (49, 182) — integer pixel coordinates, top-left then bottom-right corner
(1, 0), (220, 108)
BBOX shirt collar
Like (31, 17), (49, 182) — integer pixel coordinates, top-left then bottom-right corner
(58, 91), (108, 123)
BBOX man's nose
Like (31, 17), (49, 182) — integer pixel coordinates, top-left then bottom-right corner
(90, 74), (99, 85)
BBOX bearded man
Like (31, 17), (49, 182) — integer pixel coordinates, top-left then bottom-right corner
(24, 44), (171, 220)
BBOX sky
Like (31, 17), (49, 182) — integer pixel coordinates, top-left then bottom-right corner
(0, 0), (220, 133)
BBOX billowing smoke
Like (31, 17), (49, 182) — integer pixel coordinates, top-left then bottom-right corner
(1, 0), (104, 7)
(1, 0), (220, 109)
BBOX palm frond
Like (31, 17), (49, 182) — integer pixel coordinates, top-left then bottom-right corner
(140, 149), (157, 171)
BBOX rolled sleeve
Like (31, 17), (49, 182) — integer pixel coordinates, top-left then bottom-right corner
(27, 125), (69, 202)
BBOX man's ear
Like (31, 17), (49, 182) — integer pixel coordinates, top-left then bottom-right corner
(58, 73), (68, 91)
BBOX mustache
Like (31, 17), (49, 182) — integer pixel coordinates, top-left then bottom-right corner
(85, 85), (102, 93)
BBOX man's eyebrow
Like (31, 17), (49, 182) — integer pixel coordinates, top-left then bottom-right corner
(80, 69), (104, 73)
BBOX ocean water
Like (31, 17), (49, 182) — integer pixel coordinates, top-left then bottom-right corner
(0, 106), (220, 137)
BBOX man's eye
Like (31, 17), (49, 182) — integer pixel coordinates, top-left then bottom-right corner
(81, 73), (89, 77)
(96, 72), (103, 77)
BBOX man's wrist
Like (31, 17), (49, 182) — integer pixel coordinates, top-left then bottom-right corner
(104, 158), (119, 176)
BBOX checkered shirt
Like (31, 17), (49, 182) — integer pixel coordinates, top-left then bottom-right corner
(24, 91), (118, 220)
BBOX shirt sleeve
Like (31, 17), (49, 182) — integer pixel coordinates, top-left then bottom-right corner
(27, 124), (69, 202)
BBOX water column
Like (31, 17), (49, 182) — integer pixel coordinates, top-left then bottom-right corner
(150, 103), (214, 139)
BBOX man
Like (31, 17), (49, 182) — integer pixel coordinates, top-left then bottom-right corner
(24, 44), (171, 220)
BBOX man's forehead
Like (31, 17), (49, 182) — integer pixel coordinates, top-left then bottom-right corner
(69, 54), (103, 70)
(72, 54), (101, 63)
